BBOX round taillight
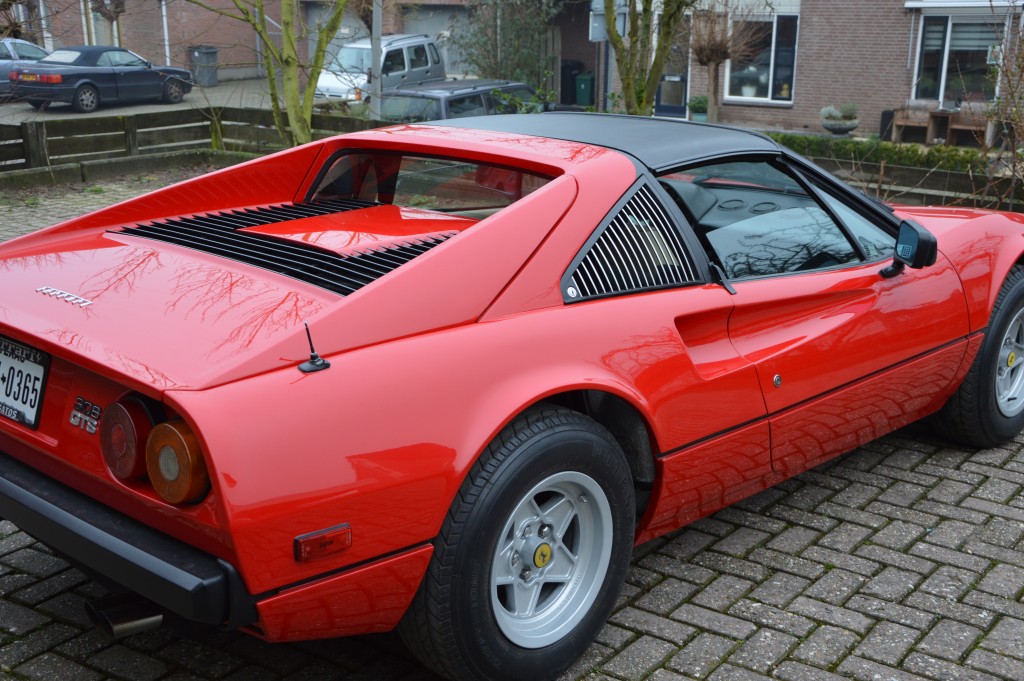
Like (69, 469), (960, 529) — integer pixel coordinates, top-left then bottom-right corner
(99, 399), (153, 480)
(145, 420), (209, 504)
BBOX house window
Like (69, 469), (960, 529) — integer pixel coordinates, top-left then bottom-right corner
(726, 15), (798, 102)
(915, 15), (1004, 102)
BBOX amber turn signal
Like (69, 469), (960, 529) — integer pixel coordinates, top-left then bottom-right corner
(99, 399), (154, 480)
(145, 420), (209, 504)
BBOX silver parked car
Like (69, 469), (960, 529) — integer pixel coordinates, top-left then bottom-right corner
(315, 34), (445, 101)
(0, 38), (49, 97)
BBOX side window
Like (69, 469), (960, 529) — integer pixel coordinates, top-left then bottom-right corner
(0, 44), (13, 60)
(97, 52), (113, 67)
(447, 94), (487, 118)
(810, 182), (895, 262)
(429, 44), (441, 66)
(384, 49), (406, 73)
(409, 45), (428, 69)
(562, 182), (700, 302)
(15, 44), (49, 60)
(659, 160), (860, 279)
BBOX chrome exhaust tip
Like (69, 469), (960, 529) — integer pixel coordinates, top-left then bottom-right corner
(85, 593), (164, 639)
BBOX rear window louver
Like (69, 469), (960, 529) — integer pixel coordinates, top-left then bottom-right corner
(562, 183), (699, 302)
(113, 199), (456, 296)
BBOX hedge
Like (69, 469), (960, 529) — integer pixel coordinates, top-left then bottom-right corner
(766, 132), (988, 174)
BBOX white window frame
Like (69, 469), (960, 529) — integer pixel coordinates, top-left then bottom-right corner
(911, 11), (1014, 102)
(723, 13), (799, 105)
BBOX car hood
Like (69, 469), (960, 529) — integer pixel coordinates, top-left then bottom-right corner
(0, 183), (577, 392)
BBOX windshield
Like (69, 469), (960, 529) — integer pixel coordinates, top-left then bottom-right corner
(332, 46), (371, 73)
(379, 96), (442, 122)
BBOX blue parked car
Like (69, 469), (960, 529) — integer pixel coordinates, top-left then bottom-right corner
(0, 38), (49, 98)
(10, 45), (193, 113)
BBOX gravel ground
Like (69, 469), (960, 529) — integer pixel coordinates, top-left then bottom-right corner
(2, 174), (1024, 681)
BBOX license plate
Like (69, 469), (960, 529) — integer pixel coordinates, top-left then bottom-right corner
(0, 335), (49, 429)
(20, 74), (38, 81)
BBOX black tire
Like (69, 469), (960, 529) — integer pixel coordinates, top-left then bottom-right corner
(162, 79), (185, 104)
(935, 265), (1024, 447)
(71, 84), (99, 113)
(398, 406), (634, 681)
(27, 99), (49, 110)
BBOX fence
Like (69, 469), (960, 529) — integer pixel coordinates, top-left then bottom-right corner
(0, 107), (381, 171)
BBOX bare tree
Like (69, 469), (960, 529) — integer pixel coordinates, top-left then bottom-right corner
(450, 0), (561, 86)
(89, 0), (126, 40)
(0, 0), (43, 42)
(982, 0), (1023, 209)
(183, 0), (349, 146)
(689, 0), (771, 123)
(602, 0), (697, 116)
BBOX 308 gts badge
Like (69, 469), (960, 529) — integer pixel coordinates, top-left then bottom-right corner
(70, 397), (102, 434)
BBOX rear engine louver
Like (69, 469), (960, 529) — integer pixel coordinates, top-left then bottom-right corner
(113, 199), (456, 296)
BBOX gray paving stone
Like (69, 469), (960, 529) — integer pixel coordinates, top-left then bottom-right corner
(727, 628), (798, 674)
(774, 660), (849, 680)
(845, 595), (936, 631)
(733, 488), (788, 514)
(853, 545), (936, 574)
(37, 592), (92, 628)
(788, 597), (875, 635)
(973, 477), (1021, 502)
(222, 666), (278, 681)
(691, 575), (754, 611)
(766, 527), (820, 554)
(0, 532), (36, 557)
(89, 643), (169, 681)
(831, 483), (883, 509)
(963, 497), (1024, 523)
(791, 625), (858, 668)
(918, 565), (980, 599)
(814, 503), (887, 529)
(916, 619), (983, 662)
(747, 549), (825, 580)
(667, 633), (737, 680)
(855, 621), (920, 665)
(0, 599), (51, 635)
(904, 652), (1001, 681)
(803, 569), (866, 606)
(594, 622), (636, 649)
(863, 502), (939, 528)
(640, 554), (718, 585)
(978, 617), (1024, 659)
(977, 564), (1024, 598)
(9, 569), (90, 607)
(603, 635), (677, 680)
(693, 517), (736, 537)
(671, 604), (757, 640)
(978, 516), (1024, 548)
(905, 593), (991, 630)
(159, 639), (245, 679)
(712, 508), (788, 535)
(965, 649), (1024, 680)
(925, 480), (974, 504)
(611, 606), (697, 644)
(963, 590), (1024, 620)
(0, 623), (80, 667)
(0, 548), (69, 578)
(691, 554), (769, 583)
(628, 565), (665, 589)
(634, 577), (701, 615)
(922, 520), (976, 548)
(800, 547), (879, 577)
(836, 655), (931, 681)
(816, 522), (872, 553)
(876, 482), (929, 507)
(964, 541), (1024, 570)
(859, 567), (920, 600)
(13, 652), (102, 681)
(712, 528), (771, 558)
(661, 530), (718, 560)
(780, 484), (835, 511)
(727, 600), (815, 638)
(748, 572), (810, 608)
(909, 542), (991, 573)
(767, 505), (839, 533)
(706, 663), (772, 681)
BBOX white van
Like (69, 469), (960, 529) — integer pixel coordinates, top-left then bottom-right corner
(315, 34), (446, 101)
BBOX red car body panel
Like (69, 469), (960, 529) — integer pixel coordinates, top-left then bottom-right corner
(2, 118), (1024, 643)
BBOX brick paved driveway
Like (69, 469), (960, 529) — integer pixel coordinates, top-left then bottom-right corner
(2, 175), (1024, 681)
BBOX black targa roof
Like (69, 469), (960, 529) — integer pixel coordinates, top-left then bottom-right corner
(430, 112), (783, 173)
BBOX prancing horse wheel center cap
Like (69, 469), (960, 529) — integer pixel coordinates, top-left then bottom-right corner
(533, 543), (552, 568)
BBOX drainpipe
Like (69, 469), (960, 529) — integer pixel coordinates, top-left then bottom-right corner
(161, 0), (171, 65)
(80, 0), (90, 43)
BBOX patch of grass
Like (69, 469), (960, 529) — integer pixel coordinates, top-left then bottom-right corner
(86, 185), (105, 194)
(23, 197), (40, 207)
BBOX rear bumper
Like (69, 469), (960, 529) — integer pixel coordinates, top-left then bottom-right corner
(0, 450), (257, 628)
(11, 83), (75, 103)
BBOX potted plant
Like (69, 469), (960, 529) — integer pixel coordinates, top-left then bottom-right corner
(739, 70), (759, 97)
(820, 103), (860, 136)
(688, 95), (708, 122)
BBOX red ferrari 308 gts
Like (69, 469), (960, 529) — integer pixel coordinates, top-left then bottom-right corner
(1, 114), (1023, 681)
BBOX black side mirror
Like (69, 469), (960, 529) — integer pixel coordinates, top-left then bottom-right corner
(881, 220), (937, 278)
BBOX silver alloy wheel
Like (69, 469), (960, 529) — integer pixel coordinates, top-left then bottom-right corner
(490, 470), (613, 648)
(996, 307), (1024, 417)
(77, 86), (97, 111)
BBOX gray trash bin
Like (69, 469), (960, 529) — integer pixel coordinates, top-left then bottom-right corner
(188, 45), (218, 87)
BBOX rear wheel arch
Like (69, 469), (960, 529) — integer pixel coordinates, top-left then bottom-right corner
(534, 389), (658, 524)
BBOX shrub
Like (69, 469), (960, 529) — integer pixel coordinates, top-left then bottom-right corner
(766, 132), (987, 173)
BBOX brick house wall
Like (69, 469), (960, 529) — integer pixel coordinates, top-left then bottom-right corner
(718, 0), (914, 134)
